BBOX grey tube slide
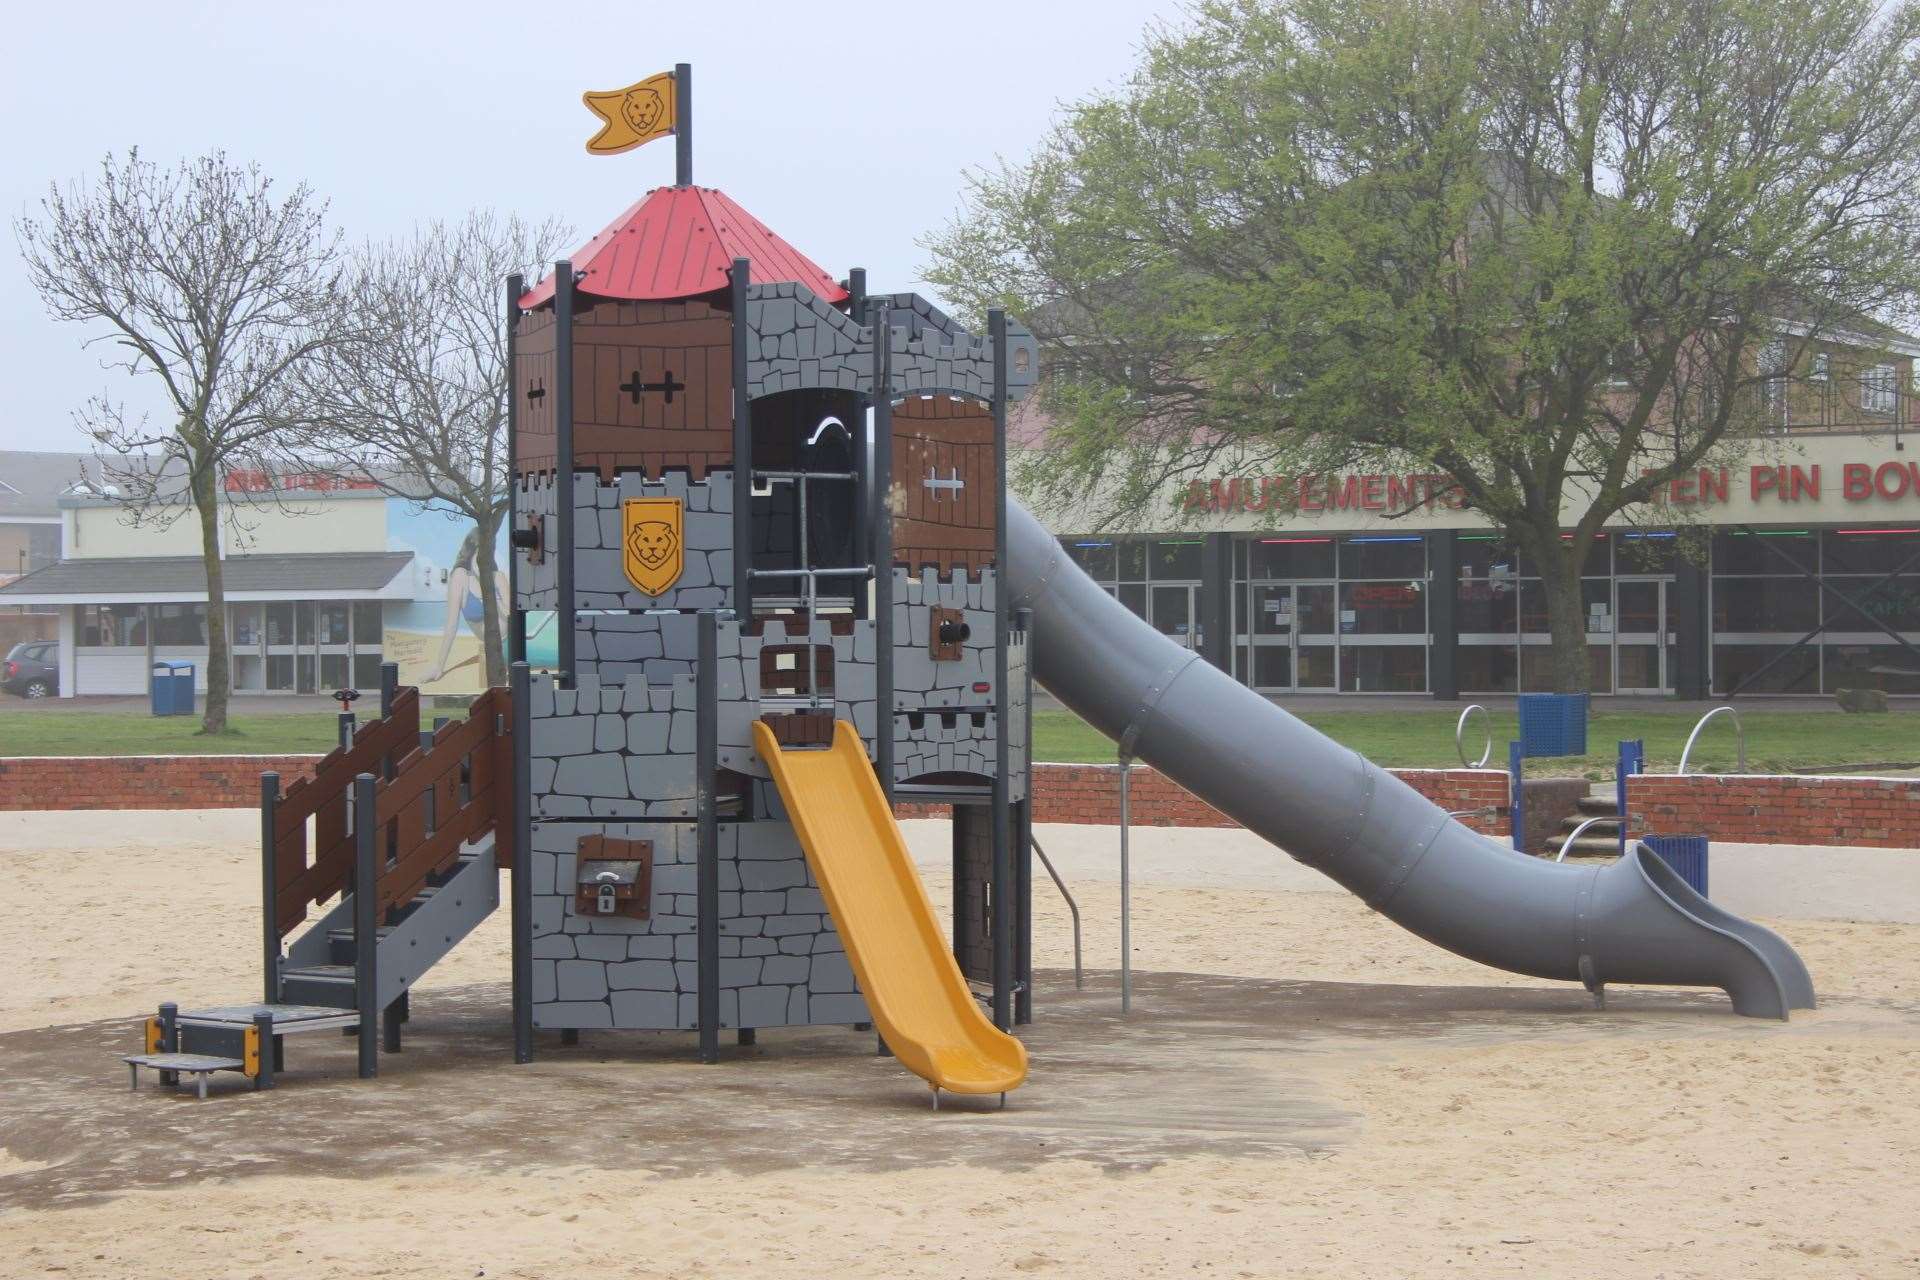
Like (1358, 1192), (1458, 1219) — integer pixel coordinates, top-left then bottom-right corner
(1006, 500), (1815, 1019)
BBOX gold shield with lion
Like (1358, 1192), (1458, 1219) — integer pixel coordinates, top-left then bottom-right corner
(621, 497), (684, 596)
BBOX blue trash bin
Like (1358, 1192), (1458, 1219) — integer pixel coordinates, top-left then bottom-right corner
(150, 660), (196, 717)
(1643, 834), (1709, 898)
(1517, 692), (1589, 757)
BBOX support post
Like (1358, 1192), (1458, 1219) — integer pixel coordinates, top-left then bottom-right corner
(1508, 740), (1525, 853)
(353, 771), (379, 1080)
(337, 711), (355, 750)
(553, 259), (577, 686)
(847, 266), (868, 604)
(1118, 754), (1132, 1014)
(673, 62), (693, 187)
(1616, 738), (1644, 857)
(261, 771), (280, 1005)
(158, 1001), (178, 1086)
(252, 1011), (275, 1091)
(871, 305), (895, 794)
(729, 258), (754, 616)
(506, 270), (528, 666)
(695, 611), (721, 1064)
(1014, 609), (1034, 1026)
(988, 309), (1013, 1032)
(510, 661), (534, 1063)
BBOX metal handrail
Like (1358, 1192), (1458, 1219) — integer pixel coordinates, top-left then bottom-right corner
(1029, 836), (1083, 990)
(1554, 815), (1616, 863)
(1678, 706), (1746, 776)
(1456, 703), (1492, 768)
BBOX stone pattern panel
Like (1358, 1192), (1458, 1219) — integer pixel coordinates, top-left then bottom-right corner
(529, 818), (867, 1032)
(866, 292), (1040, 402)
(530, 620), (877, 816)
(891, 568), (1015, 790)
(744, 283), (873, 400)
(512, 469), (734, 613)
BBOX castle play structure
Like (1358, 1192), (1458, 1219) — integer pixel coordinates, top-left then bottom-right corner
(123, 67), (1814, 1104)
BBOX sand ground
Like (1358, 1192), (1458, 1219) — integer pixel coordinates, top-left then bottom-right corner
(1, 812), (1916, 1278)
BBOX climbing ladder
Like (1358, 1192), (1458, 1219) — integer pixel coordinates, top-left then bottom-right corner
(125, 671), (514, 1096)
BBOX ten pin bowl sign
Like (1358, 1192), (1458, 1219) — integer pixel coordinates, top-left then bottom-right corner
(623, 497), (684, 596)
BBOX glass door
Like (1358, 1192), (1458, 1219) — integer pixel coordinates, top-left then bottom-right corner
(1245, 583), (1294, 690)
(1615, 578), (1673, 694)
(264, 603), (298, 692)
(1294, 582), (1338, 691)
(1149, 583), (1202, 651)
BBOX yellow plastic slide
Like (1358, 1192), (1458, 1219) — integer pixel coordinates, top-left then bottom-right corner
(752, 720), (1028, 1099)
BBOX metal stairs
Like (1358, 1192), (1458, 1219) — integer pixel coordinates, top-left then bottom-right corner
(126, 671), (513, 1098)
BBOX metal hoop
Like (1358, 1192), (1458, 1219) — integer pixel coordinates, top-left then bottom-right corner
(1678, 705), (1746, 776)
(1455, 703), (1493, 769)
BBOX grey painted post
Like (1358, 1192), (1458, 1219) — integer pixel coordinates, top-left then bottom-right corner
(695, 612), (721, 1063)
(846, 267), (869, 586)
(337, 711), (355, 749)
(1014, 606), (1034, 1026)
(871, 305), (894, 792)
(380, 661), (398, 718)
(353, 772), (379, 1079)
(673, 62), (692, 187)
(730, 258), (753, 614)
(252, 1011), (275, 1091)
(260, 772), (280, 1005)
(510, 661), (533, 1063)
(507, 271), (527, 665)
(554, 259), (577, 686)
(158, 1001), (178, 1086)
(988, 309), (1013, 1031)
(1118, 754), (1132, 1014)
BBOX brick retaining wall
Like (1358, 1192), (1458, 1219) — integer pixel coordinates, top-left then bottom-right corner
(0, 752), (1512, 832)
(0, 755), (320, 811)
(1628, 773), (1920, 849)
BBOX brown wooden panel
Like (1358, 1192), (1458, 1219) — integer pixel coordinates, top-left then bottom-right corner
(514, 311), (558, 475)
(890, 395), (998, 576)
(515, 299), (736, 481)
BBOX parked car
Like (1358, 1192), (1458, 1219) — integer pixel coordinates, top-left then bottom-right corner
(3, 641), (57, 698)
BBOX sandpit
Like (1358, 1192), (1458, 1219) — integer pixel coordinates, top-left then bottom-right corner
(1, 811), (1916, 1278)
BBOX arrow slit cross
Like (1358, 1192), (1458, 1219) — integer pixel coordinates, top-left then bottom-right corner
(620, 370), (686, 405)
(923, 467), (965, 502)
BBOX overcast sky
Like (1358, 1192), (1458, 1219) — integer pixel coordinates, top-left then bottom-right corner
(5, 0), (1176, 452)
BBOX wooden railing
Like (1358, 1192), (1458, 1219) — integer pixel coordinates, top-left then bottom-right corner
(268, 686), (421, 937)
(370, 685), (515, 917)
(263, 684), (514, 940)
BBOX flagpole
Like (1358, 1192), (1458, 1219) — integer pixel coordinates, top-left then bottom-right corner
(675, 62), (692, 187)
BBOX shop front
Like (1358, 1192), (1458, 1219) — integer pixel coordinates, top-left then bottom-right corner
(1045, 432), (1920, 698)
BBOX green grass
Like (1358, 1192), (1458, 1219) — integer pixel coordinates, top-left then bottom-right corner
(4, 700), (1913, 777)
(1035, 705), (1920, 777)
(0, 710), (344, 757)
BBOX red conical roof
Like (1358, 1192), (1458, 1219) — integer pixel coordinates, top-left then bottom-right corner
(518, 186), (848, 308)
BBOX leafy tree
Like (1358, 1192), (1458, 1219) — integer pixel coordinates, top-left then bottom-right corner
(284, 211), (569, 691)
(925, 0), (1920, 691)
(17, 151), (343, 731)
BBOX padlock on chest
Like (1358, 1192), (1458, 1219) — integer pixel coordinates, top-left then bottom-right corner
(573, 835), (653, 920)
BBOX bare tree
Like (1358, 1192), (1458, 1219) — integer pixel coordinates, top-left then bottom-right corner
(285, 211), (570, 691)
(16, 150), (344, 732)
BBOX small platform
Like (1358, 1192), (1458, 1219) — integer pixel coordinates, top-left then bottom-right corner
(174, 1004), (360, 1034)
(122, 1053), (245, 1099)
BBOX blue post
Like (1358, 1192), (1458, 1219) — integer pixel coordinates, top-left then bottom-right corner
(1616, 739), (1644, 857)
(1508, 740), (1525, 852)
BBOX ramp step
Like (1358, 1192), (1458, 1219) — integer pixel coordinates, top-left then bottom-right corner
(177, 1002), (359, 1030)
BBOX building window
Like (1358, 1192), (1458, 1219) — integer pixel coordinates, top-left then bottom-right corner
(1861, 364), (1897, 416)
(1810, 352), (1829, 382)
(151, 603), (207, 646)
(78, 604), (146, 647)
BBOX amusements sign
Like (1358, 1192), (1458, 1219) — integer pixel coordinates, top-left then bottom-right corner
(1184, 460), (1920, 517)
